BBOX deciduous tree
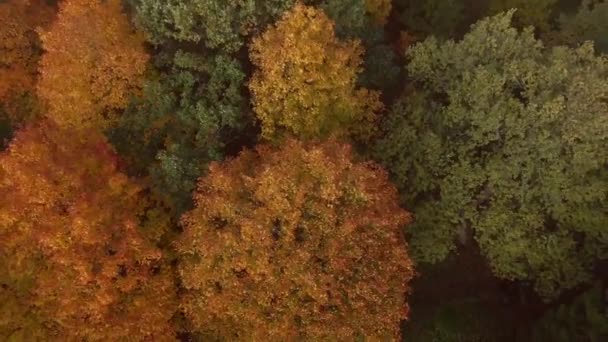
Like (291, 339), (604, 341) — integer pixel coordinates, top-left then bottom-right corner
(320, 0), (402, 96)
(0, 0), (54, 125)
(177, 139), (413, 340)
(487, 0), (558, 32)
(365, 0), (392, 25)
(134, 0), (297, 53)
(533, 283), (608, 341)
(555, 0), (608, 53)
(110, 52), (250, 215)
(394, 0), (468, 38)
(114, 0), (281, 215)
(0, 121), (176, 340)
(375, 11), (608, 298)
(37, 0), (149, 130)
(249, 4), (382, 141)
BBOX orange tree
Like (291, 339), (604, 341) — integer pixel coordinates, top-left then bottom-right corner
(249, 4), (382, 142)
(0, 121), (176, 340)
(0, 0), (54, 125)
(37, 0), (149, 130)
(177, 139), (413, 340)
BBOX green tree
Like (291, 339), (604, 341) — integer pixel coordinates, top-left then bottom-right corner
(394, 0), (468, 38)
(556, 0), (608, 53)
(406, 298), (512, 342)
(320, 0), (370, 37)
(133, 0), (297, 53)
(321, 0), (402, 95)
(112, 0), (291, 214)
(487, 0), (558, 33)
(110, 52), (248, 215)
(532, 283), (608, 341)
(375, 11), (608, 299)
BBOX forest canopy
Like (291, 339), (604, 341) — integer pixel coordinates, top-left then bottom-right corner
(0, 0), (606, 340)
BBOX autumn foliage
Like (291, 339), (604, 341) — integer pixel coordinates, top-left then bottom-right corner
(0, 122), (175, 340)
(37, 0), (149, 130)
(2, 0), (606, 339)
(0, 0), (54, 123)
(249, 4), (382, 141)
(177, 139), (413, 340)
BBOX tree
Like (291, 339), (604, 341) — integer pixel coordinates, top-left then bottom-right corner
(532, 283), (608, 341)
(320, 0), (370, 37)
(555, 0), (608, 53)
(177, 139), (413, 340)
(375, 11), (608, 298)
(487, 0), (558, 33)
(320, 0), (403, 96)
(37, 0), (149, 130)
(134, 0), (297, 53)
(0, 121), (176, 340)
(110, 52), (249, 215)
(365, 0), (392, 25)
(394, 0), (468, 38)
(319, 0), (390, 35)
(0, 0), (54, 125)
(115, 0), (290, 215)
(249, 4), (382, 141)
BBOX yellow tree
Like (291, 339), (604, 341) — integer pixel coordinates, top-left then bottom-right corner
(37, 0), (149, 130)
(249, 4), (382, 141)
(177, 139), (413, 340)
(0, 0), (54, 124)
(0, 121), (176, 340)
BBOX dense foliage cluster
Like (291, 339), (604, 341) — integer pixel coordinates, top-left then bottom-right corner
(110, 53), (249, 214)
(556, 0), (608, 53)
(178, 140), (412, 339)
(249, 4), (382, 141)
(487, 0), (558, 32)
(134, 0), (297, 54)
(0, 121), (175, 340)
(377, 11), (608, 298)
(0, 0), (54, 125)
(0, 0), (606, 340)
(38, 0), (149, 130)
(533, 283), (608, 341)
